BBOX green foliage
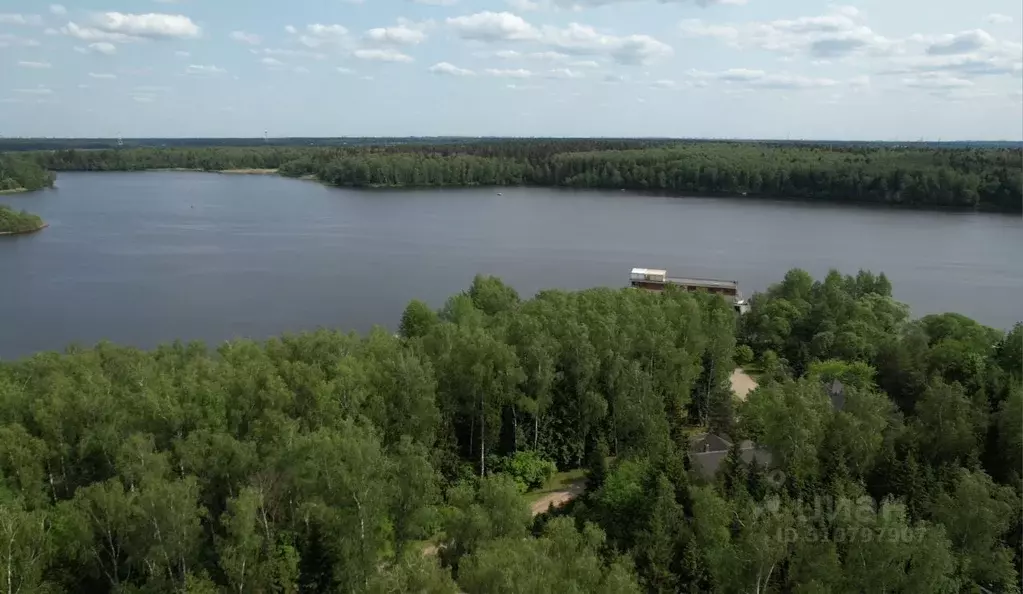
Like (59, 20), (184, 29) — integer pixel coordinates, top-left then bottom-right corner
(490, 450), (557, 492)
(734, 344), (754, 366)
(0, 269), (1017, 593)
(0, 204), (45, 234)
(0, 154), (54, 192)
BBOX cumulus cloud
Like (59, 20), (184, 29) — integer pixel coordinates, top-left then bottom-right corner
(428, 61), (474, 75)
(506, 0), (541, 9)
(289, 23), (351, 49)
(449, 12), (672, 65)
(336, 67), (356, 74)
(679, 7), (894, 58)
(365, 23), (428, 45)
(985, 13), (1013, 25)
(49, 5), (67, 16)
(415, 0), (459, 5)
(688, 68), (843, 89)
(542, 23), (673, 65)
(925, 29), (995, 55)
(260, 57), (285, 67)
(62, 23), (135, 43)
(448, 12), (539, 41)
(230, 31), (262, 45)
(75, 42), (117, 55)
(91, 12), (200, 39)
(563, 0), (745, 6)
(547, 68), (584, 78)
(18, 61), (52, 69)
(484, 67), (533, 77)
(88, 72), (117, 79)
(185, 64), (225, 75)
(353, 48), (414, 62)
(174, 50), (190, 57)
(902, 72), (973, 89)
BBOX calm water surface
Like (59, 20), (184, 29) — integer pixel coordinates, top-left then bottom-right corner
(1, 172), (1020, 359)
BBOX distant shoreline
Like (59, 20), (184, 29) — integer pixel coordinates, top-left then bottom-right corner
(0, 188), (28, 195)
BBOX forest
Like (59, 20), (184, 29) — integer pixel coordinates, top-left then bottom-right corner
(0, 204), (45, 234)
(0, 269), (1019, 593)
(0, 154), (56, 193)
(19, 140), (1023, 212)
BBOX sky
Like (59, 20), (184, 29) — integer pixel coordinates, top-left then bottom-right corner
(0, 0), (1021, 139)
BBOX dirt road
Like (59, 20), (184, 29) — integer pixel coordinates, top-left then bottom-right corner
(529, 478), (587, 516)
(730, 367), (759, 401)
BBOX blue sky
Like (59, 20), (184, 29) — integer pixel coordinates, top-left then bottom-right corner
(1, 0), (1021, 139)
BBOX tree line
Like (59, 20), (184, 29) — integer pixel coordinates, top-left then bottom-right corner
(22, 141), (1023, 212)
(0, 269), (1018, 593)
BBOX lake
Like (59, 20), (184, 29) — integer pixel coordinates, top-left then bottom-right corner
(1, 172), (1020, 360)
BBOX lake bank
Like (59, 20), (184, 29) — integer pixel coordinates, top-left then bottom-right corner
(0, 171), (1019, 359)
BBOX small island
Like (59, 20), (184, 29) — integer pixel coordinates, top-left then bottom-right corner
(0, 204), (46, 235)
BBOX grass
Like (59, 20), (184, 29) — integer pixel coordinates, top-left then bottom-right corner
(524, 468), (588, 504)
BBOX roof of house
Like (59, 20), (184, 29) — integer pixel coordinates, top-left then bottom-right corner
(689, 433), (774, 478)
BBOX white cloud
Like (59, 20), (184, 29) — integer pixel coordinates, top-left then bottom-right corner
(547, 67), (584, 78)
(0, 14), (43, 26)
(90, 12), (201, 39)
(429, 61), (475, 75)
(415, 0), (459, 5)
(15, 87), (54, 95)
(985, 13), (1013, 25)
(291, 23), (351, 49)
(542, 23), (673, 65)
(75, 42), (117, 55)
(569, 60), (600, 68)
(260, 57), (285, 67)
(337, 67), (356, 74)
(353, 48), (414, 62)
(925, 29), (995, 55)
(485, 67), (533, 77)
(902, 72), (973, 89)
(88, 72), (117, 79)
(448, 12), (540, 41)
(91, 42), (117, 55)
(680, 8), (895, 59)
(230, 31), (262, 45)
(18, 60), (51, 69)
(185, 64), (225, 75)
(62, 23), (137, 43)
(49, 5), (67, 16)
(365, 24), (428, 45)
(284, 25), (297, 34)
(452, 14), (671, 65)
(688, 68), (842, 89)
(506, 0), (541, 10)
(651, 79), (677, 88)
(174, 50), (190, 57)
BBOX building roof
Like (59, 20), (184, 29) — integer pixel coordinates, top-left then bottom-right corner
(631, 267), (668, 277)
(689, 433), (774, 478)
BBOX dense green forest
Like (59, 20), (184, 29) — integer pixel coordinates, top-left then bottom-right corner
(23, 140), (1023, 211)
(0, 270), (1019, 593)
(0, 154), (55, 193)
(0, 204), (45, 234)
